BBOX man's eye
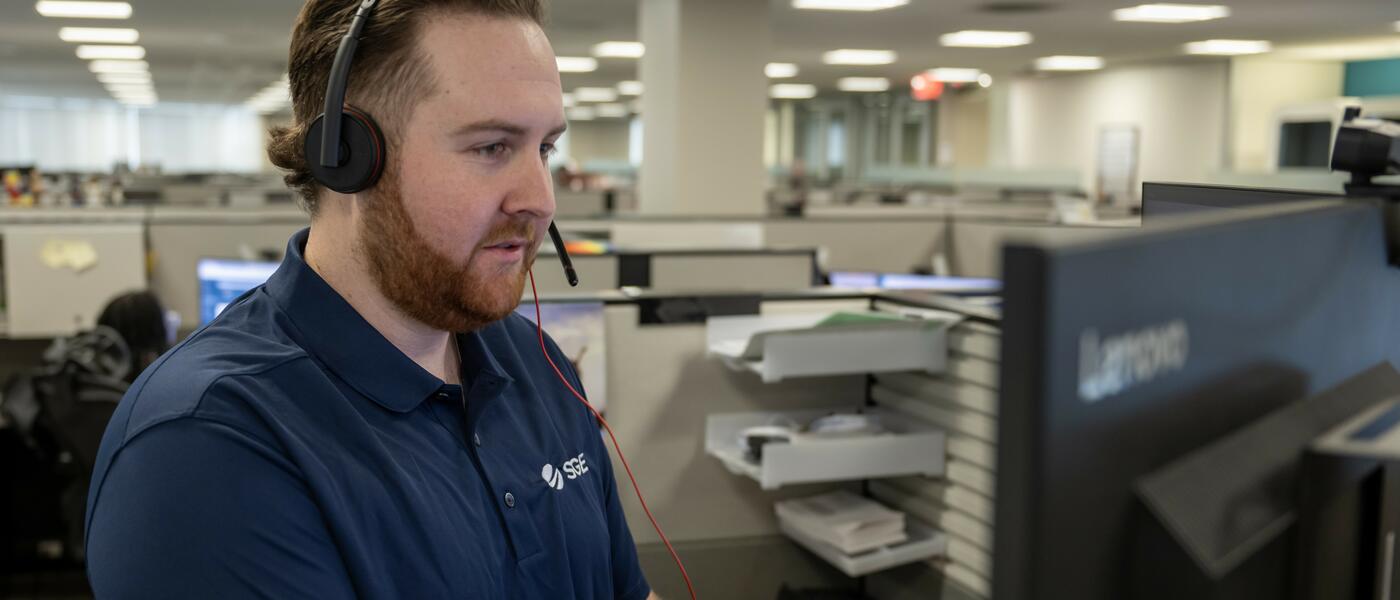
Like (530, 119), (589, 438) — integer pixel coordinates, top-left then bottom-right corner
(475, 143), (508, 158)
(541, 143), (558, 159)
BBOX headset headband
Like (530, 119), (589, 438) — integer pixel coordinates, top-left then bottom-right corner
(319, 0), (381, 168)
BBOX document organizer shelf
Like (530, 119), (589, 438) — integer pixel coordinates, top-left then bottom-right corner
(779, 517), (948, 578)
(706, 311), (960, 383)
(704, 409), (946, 490)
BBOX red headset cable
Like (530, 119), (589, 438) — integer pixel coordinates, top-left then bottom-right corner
(527, 269), (698, 600)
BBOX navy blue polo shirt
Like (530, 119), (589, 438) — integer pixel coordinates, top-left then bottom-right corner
(85, 228), (650, 600)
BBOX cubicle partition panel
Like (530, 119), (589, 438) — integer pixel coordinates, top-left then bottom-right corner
(597, 292), (868, 598)
(537, 289), (997, 599)
(531, 249), (819, 296)
(146, 213), (307, 332)
(3, 223), (147, 338)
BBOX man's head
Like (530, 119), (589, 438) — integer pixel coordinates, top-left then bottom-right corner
(267, 0), (565, 332)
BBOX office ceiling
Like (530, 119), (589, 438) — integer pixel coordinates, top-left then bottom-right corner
(0, 0), (1395, 106)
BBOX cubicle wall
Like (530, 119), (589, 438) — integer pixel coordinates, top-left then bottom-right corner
(146, 208), (307, 332)
(2, 223), (147, 338)
(560, 289), (996, 599)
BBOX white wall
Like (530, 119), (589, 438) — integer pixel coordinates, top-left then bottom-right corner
(1228, 56), (1344, 171)
(1007, 60), (1230, 191)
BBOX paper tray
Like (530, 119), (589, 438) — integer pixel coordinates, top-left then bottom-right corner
(780, 517), (948, 578)
(706, 311), (960, 383)
(704, 408), (946, 490)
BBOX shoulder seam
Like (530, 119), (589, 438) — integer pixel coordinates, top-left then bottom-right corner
(123, 353), (314, 443)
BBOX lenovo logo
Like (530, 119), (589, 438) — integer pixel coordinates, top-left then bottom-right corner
(1078, 320), (1189, 403)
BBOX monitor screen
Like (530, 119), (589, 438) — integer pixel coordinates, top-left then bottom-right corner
(197, 258), (278, 325)
(828, 271), (1001, 292)
(1140, 182), (1336, 220)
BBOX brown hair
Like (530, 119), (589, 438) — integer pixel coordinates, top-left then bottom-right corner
(266, 0), (546, 215)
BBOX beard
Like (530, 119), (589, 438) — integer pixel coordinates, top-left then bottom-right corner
(357, 167), (537, 333)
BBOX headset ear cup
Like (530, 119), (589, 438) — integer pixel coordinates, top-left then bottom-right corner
(302, 107), (386, 194)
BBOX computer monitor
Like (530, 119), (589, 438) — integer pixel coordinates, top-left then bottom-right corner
(994, 198), (1400, 600)
(1140, 182), (1338, 220)
(197, 258), (279, 325)
(827, 271), (1001, 293)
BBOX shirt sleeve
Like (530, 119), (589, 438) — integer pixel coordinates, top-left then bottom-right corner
(544, 334), (653, 600)
(85, 417), (356, 600)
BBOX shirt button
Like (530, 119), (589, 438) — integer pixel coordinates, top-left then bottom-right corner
(504, 492), (516, 509)
(473, 432), (482, 447)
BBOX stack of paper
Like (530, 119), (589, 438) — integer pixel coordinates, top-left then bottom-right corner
(776, 491), (908, 555)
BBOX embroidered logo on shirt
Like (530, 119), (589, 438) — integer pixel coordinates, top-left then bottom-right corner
(541, 453), (589, 491)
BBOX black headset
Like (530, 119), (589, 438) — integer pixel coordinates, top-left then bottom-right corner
(301, 0), (578, 286)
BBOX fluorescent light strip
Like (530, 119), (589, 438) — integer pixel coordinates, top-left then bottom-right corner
(555, 56), (598, 73)
(792, 0), (909, 11)
(562, 93), (576, 108)
(939, 30), (1032, 48)
(770, 83), (818, 99)
(822, 49), (896, 65)
(837, 77), (890, 92)
(595, 103), (629, 118)
(76, 44), (144, 60)
(59, 27), (138, 43)
(96, 72), (150, 83)
(567, 106), (596, 121)
(765, 62), (799, 78)
(88, 59), (148, 73)
(1184, 39), (1271, 55)
(105, 82), (152, 91)
(36, 1), (131, 19)
(925, 68), (982, 83)
(592, 41), (644, 58)
(574, 87), (618, 102)
(1112, 3), (1230, 23)
(1035, 55), (1105, 71)
(617, 81), (644, 96)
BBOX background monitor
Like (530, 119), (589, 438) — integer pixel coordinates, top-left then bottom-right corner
(197, 258), (278, 325)
(827, 271), (1001, 293)
(995, 199), (1400, 600)
(1140, 182), (1338, 220)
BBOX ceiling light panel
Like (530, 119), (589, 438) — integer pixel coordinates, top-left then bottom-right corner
(574, 87), (618, 102)
(567, 106), (597, 121)
(1112, 3), (1230, 23)
(770, 83), (818, 99)
(792, 0), (909, 11)
(595, 103), (629, 118)
(592, 42), (644, 58)
(96, 72), (150, 83)
(765, 63), (799, 78)
(555, 57), (598, 73)
(837, 77), (890, 92)
(822, 49), (897, 65)
(1035, 55), (1105, 71)
(88, 59), (148, 73)
(925, 68), (983, 82)
(76, 44), (144, 60)
(36, 1), (131, 18)
(1184, 39), (1271, 55)
(59, 27), (138, 43)
(617, 81), (644, 96)
(940, 30), (1033, 48)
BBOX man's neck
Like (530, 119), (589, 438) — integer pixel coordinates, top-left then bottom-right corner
(304, 224), (460, 385)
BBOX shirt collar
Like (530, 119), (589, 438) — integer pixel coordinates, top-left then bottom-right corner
(264, 228), (512, 413)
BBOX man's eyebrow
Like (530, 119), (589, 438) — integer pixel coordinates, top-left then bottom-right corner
(449, 119), (569, 139)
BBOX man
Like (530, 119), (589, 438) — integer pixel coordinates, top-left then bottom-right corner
(84, 1), (657, 598)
